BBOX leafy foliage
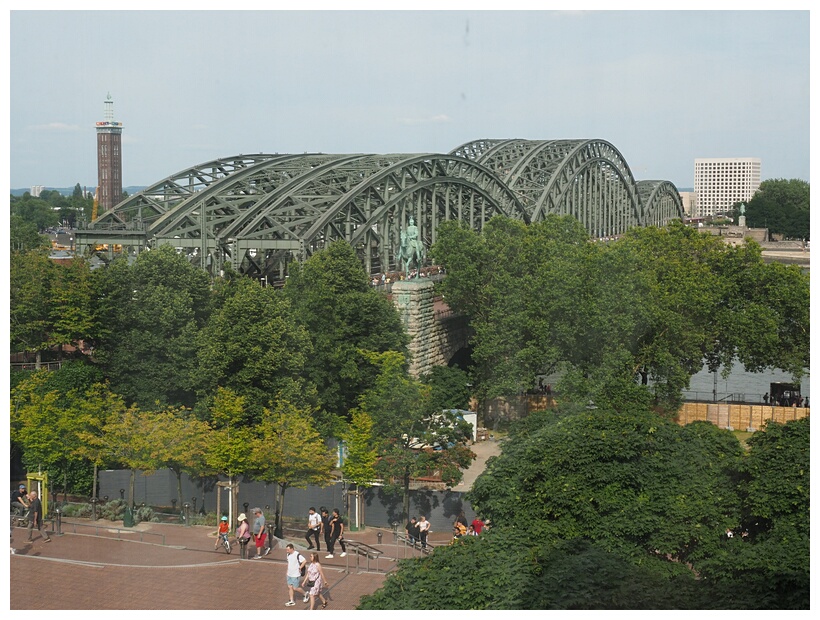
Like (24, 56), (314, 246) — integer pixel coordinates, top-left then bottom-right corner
(420, 365), (472, 411)
(432, 216), (810, 412)
(195, 276), (313, 423)
(340, 409), (379, 487)
(92, 246), (211, 408)
(742, 178), (809, 240)
(359, 351), (475, 518)
(362, 407), (809, 609)
(283, 240), (408, 429)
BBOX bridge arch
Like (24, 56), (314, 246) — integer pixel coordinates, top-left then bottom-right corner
(451, 139), (645, 238)
(75, 138), (682, 278)
(637, 180), (685, 227)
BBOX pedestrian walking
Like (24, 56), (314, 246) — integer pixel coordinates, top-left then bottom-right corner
(417, 515), (430, 549)
(326, 508), (346, 558)
(320, 507), (331, 554)
(302, 552), (329, 609)
(284, 543), (308, 606)
(26, 491), (50, 543)
(305, 506), (321, 551)
(251, 507), (267, 558)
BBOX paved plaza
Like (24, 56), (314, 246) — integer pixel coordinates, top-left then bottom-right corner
(9, 518), (454, 610)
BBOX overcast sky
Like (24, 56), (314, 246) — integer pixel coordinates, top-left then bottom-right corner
(6, 7), (811, 191)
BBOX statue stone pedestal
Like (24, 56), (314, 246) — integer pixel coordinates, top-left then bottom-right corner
(392, 278), (436, 378)
(738, 215), (746, 228)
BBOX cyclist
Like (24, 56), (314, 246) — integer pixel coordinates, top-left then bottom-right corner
(11, 484), (29, 517)
(214, 515), (230, 550)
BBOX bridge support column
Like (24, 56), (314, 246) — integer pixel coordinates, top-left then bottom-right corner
(392, 279), (436, 378)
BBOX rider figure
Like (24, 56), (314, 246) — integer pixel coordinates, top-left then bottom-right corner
(406, 217), (419, 244)
(11, 484), (29, 516)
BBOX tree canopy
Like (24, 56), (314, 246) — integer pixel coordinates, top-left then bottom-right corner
(431, 216), (810, 412)
(283, 240), (408, 431)
(741, 178), (809, 240)
(360, 405), (810, 609)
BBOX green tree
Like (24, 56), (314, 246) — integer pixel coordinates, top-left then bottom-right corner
(72, 382), (127, 497)
(714, 418), (810, 608)
(10, 193), (59, 230)
(10, 250), (56, 365)
(10, 214), (50, 252)
(98, 403), (158, 508)
(358, 531), (707, 610)
(204, 387), (256, 490)
(250, 398), (336, 537)
(420, 365), (472, 412)
(196, 276), (313, 423)
(743, 178), (809, 240)
(340, 408), (379, 522)
(283, 240), (408, 431)
(92, 245), (211, 408)
(359, 351), (474, 519)
(140, 406), (211, 507)
(48, 256), (95, 352)
(468, 406), (743, 565)
(361, 407), (809, 610)
(433, 217), (810, 414)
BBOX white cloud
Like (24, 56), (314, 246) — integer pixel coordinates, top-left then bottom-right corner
(396, 114), (451, 126)
(29, 122), (81, 132)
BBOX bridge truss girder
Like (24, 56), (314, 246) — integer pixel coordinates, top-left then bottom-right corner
(450, 139), (681, 238)
(78, 152), (528, 280)
(75, 138), (682, 279)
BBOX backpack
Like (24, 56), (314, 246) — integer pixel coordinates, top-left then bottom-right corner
(298, 553), (306, 576)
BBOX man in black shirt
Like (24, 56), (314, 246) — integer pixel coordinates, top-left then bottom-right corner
(26, 491), (50, 542)
(320, 508), (331, 554)
(11, 484), (28, 516)
(405, 516), (420, 546)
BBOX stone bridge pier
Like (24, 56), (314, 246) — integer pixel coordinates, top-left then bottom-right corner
(391, 279), (471, 378)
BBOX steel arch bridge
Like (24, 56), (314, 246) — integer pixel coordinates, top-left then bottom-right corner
(75, 138), (683, 279)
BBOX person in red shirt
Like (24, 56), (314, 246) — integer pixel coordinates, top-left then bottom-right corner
(214, 515), (230, 550)
(471, 516), (485, 535)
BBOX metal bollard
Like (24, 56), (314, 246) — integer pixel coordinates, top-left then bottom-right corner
(377, 531), (383, 544)
(91, 497), (99, 521)
(55, 508), (62, 535)
(239, 537), (249, 560)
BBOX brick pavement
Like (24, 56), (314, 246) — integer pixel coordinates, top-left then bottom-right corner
(9, 518), (450, 610)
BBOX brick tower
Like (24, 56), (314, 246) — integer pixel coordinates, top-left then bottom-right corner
(95, 92), (123, 213)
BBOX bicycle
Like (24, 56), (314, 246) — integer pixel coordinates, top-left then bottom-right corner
(218, 531), (232, 554)
(10, 505), (29, 528)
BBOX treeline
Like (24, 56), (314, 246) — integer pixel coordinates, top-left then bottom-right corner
(10, 185), (93, 251)
(735, 178), (810, 240)
(360, 410), (809, 609)
(430, 216), (809, 414)
(10, 242), (475, 517)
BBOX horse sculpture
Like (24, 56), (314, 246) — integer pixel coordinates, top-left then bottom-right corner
(397, 228), (425, 279)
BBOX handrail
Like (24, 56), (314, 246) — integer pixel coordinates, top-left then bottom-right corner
(343, 539), (383, 573)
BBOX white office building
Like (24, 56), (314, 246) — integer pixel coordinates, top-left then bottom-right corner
(693, 158), (761, 218)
